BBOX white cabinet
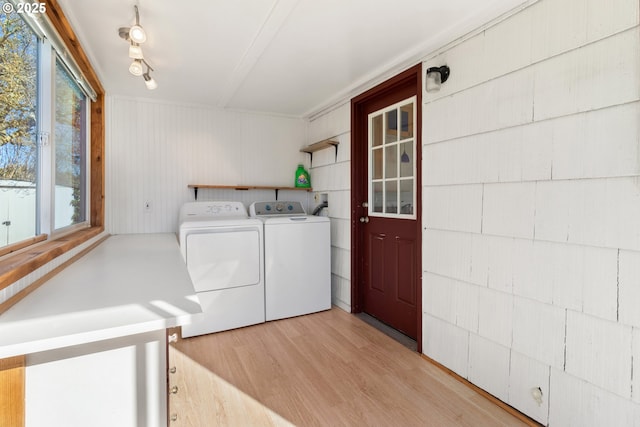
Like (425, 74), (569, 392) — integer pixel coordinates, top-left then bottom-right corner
(26, 330), (167, 427)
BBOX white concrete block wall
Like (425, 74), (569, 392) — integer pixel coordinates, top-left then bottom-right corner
(551, 104), (640, 180)
(565, 311), (633, 398)
(477, 287), (513, 349)
(619, 250), (640, 328)
(423, 229), (472, 283)
(468, 334), (510, 402)
(453, 278), (479, 333)
(533, 28), (639, 121)
(535, 178), (640, 250)
(482, 182), (536, 239)
(633, 329), (640, 404)
(508, 351), (550, 425)
(512, 297), (565, 369)
(549, 369), (640, 427)
(423, 69), (535, 144)
(423, 314), (469, 378)
(484, 235), (515, 293)
(421, 0), (640, 424)
(307, 102), (351, 311)
(422, 273), (455, 325)
(423, 184), (482, 233)
(424, 122), (554, 186)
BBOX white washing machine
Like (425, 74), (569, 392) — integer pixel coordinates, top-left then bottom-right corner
(178, 201), (264, 337)
(250, 201), (331, 321)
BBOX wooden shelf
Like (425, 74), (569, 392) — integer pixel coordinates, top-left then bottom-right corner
(300, 139), (339, 153)
(188, 184), (312, 200)
(300, 139), (339, 166)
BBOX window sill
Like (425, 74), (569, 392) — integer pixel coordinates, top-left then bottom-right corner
(0, 226), (105, 293)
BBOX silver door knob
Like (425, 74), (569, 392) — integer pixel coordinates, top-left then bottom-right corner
(359, 216), (369, 223)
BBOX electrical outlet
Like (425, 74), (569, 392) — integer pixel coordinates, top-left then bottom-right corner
(144, 201), (152, 213)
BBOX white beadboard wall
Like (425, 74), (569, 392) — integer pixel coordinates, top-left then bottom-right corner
(307, 102), (351, 312)
(422, 0), (640, 425)
(105, 96), (308, 234)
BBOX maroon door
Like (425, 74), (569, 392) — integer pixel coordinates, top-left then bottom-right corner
(351, 65), (422, 344)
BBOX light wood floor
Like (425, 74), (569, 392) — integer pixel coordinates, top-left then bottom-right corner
(169, 307), (532, 427)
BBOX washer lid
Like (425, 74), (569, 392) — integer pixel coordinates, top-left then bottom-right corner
(262, 215), (329, 225)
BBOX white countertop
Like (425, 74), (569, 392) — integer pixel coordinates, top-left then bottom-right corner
(0, 233), (201, 358)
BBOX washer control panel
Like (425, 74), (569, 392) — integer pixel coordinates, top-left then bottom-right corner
(250, 201), (306, 216)
(181, 201), (247, 217)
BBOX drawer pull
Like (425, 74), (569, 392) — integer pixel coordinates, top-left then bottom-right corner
(168, 333), (178, 343)
(169, 366), (177, 374)
(170, 386), (179, 394)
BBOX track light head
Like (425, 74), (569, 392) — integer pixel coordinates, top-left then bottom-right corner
(129, 25), (146, 44)
(143, 72), (157, 90)
(129, 59), (143, 76)
(128, 43), (143, 59)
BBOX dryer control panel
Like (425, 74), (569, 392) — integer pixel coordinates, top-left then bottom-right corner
(250, 201), (306, 216)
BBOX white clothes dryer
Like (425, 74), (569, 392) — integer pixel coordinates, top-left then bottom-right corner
(250, 201), (330, 321)
(178, 201), (264, 337)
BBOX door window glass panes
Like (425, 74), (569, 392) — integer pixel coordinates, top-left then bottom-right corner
(55, 60), (87, 229)
(372, 114), (383, 147)
(368, 97), (416, 219)
(385, 180), (397, 214)
(385, 109), (398, 144)
(384, 145), (397, 178)
(399, 103), (413, 139)
(400, 180), (413, 215)
(373, 182), (383, 213)
(372, 148), (382, 179)
(399, 141), (413, 178)
(0, 13), (38, 248)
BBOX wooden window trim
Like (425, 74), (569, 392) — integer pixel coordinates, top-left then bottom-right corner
(0, 1), (105, 303)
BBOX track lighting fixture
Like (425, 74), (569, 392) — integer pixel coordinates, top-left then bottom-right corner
(143, 62), (157, 90)
(118, 5), (157, 90)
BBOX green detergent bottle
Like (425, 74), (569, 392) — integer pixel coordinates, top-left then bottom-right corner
(294, 164), (311, 188)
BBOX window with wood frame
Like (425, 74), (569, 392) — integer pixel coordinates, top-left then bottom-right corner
(0, 0), (105, 309)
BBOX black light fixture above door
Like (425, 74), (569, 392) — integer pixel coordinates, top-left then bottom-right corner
(425, 65), (450, 93)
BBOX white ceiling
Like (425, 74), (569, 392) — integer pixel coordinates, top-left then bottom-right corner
(58, 0), (529, 118)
